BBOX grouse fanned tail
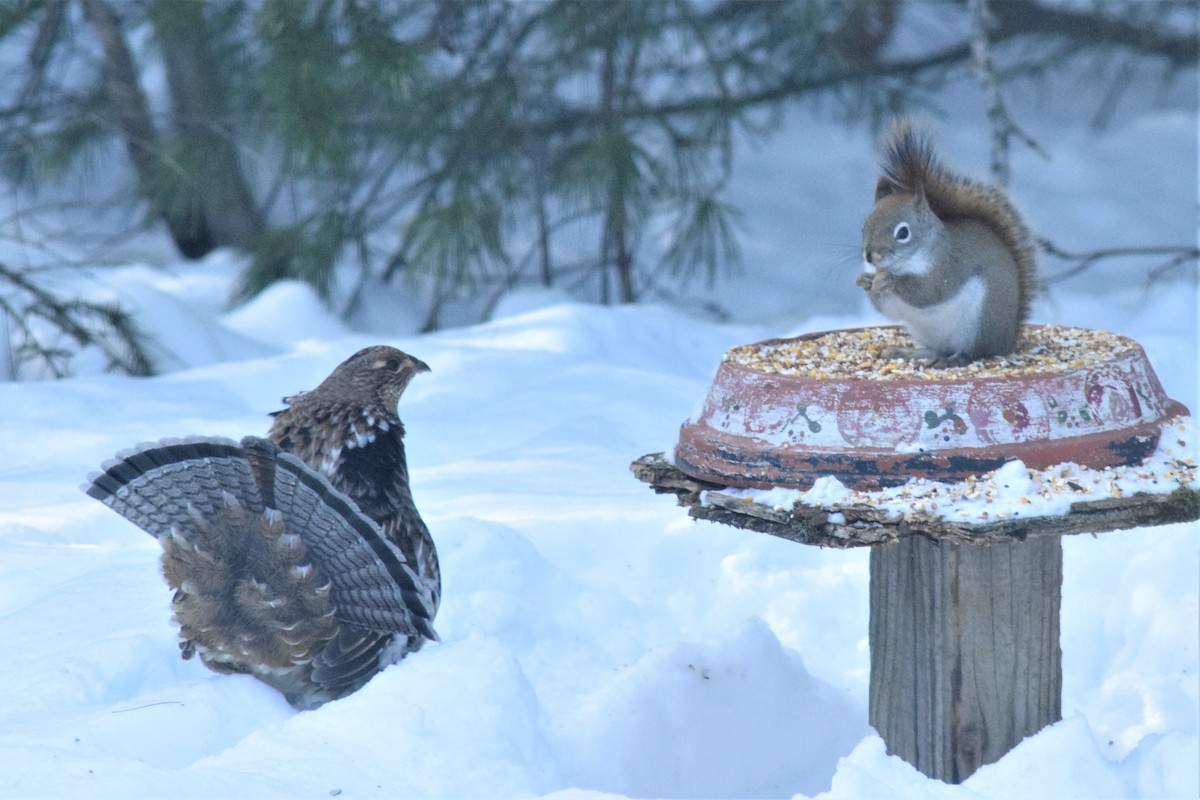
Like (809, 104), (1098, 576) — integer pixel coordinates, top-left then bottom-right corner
(84, 346), (439, 709)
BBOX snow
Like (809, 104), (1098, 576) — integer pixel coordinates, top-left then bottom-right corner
(1, 106), (1198, 799)
(720, 420), (1198, 526)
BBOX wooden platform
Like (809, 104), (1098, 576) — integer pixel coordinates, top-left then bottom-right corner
(631, 452), (1200, 548)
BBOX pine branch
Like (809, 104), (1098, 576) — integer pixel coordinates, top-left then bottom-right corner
(990, 0), (1199, 67)
(0, 261), (156, 378)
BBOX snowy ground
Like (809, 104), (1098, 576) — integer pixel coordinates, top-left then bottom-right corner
(0, 106), (1197, 798)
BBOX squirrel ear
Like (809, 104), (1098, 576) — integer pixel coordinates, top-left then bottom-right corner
(874, 177), (895, 202)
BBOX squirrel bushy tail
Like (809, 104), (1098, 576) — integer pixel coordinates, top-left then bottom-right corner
(875, 118), (1036, 324)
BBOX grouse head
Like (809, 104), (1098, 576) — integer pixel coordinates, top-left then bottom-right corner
(320, 346), (429, 413)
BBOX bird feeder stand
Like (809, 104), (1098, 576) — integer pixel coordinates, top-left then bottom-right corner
(632, 325), (1197, 784)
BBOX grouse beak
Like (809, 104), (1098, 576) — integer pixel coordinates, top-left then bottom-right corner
(411, 356), (431, 375)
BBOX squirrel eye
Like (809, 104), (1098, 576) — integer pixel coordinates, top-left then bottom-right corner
(385, 358), (402, 373)
(893, 222), (911, 242)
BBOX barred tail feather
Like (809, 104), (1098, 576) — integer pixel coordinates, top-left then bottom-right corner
(84, 436), (437, 644)
(252, 438), (437, 640)
(85, 437), (264, 541)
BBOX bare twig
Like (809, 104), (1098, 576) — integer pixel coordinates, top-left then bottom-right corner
(968, 0), (1051, 185)
(1039, 238), (1200, 284)
(110, 701), (185, 714)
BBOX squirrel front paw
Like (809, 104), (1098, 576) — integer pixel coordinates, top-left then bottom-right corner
(859, 269), (893, 296)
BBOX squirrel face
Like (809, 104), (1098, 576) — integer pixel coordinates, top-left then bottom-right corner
(862, 192), (941, 277)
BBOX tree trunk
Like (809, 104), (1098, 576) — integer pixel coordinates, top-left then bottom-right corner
(869, 534), (1063, 783)
(150, 0), (264, 254)
(598, 29), (637, 304)
(79, 0), (162, 201)
(81, 0), (263, 259)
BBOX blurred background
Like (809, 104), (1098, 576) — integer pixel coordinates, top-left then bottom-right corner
(0, 0), (1195, 378)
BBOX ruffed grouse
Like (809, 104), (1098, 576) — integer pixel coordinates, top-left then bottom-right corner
(84, 346), (439, 709)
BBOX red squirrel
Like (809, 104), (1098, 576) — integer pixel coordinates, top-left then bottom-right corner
(858, 119), (1037, 367)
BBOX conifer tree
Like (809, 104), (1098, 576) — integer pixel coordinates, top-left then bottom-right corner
(0, 0), (1192, 349)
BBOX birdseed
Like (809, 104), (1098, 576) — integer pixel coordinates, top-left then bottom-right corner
(725, 325), (1135, 380)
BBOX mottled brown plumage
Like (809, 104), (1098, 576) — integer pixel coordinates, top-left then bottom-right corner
(85, 346), (438, 709)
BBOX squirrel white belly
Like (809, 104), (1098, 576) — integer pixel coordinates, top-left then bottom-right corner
(858, 119), (1037, 367)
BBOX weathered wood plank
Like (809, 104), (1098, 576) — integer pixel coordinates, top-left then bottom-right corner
(629, 452), (726, 506)
(869, 535), (1063, 783)
(631, 454), (1200, 548)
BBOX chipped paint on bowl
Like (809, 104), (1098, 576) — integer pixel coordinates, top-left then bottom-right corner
(675, 326), (1189, 490)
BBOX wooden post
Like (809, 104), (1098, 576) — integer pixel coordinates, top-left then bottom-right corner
(869, 534), (1063, 783)
(632, 454), (1197, 782)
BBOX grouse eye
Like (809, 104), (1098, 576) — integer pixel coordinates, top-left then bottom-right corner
(893, 222), (911, 243)
(385, 358), (402, 373)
